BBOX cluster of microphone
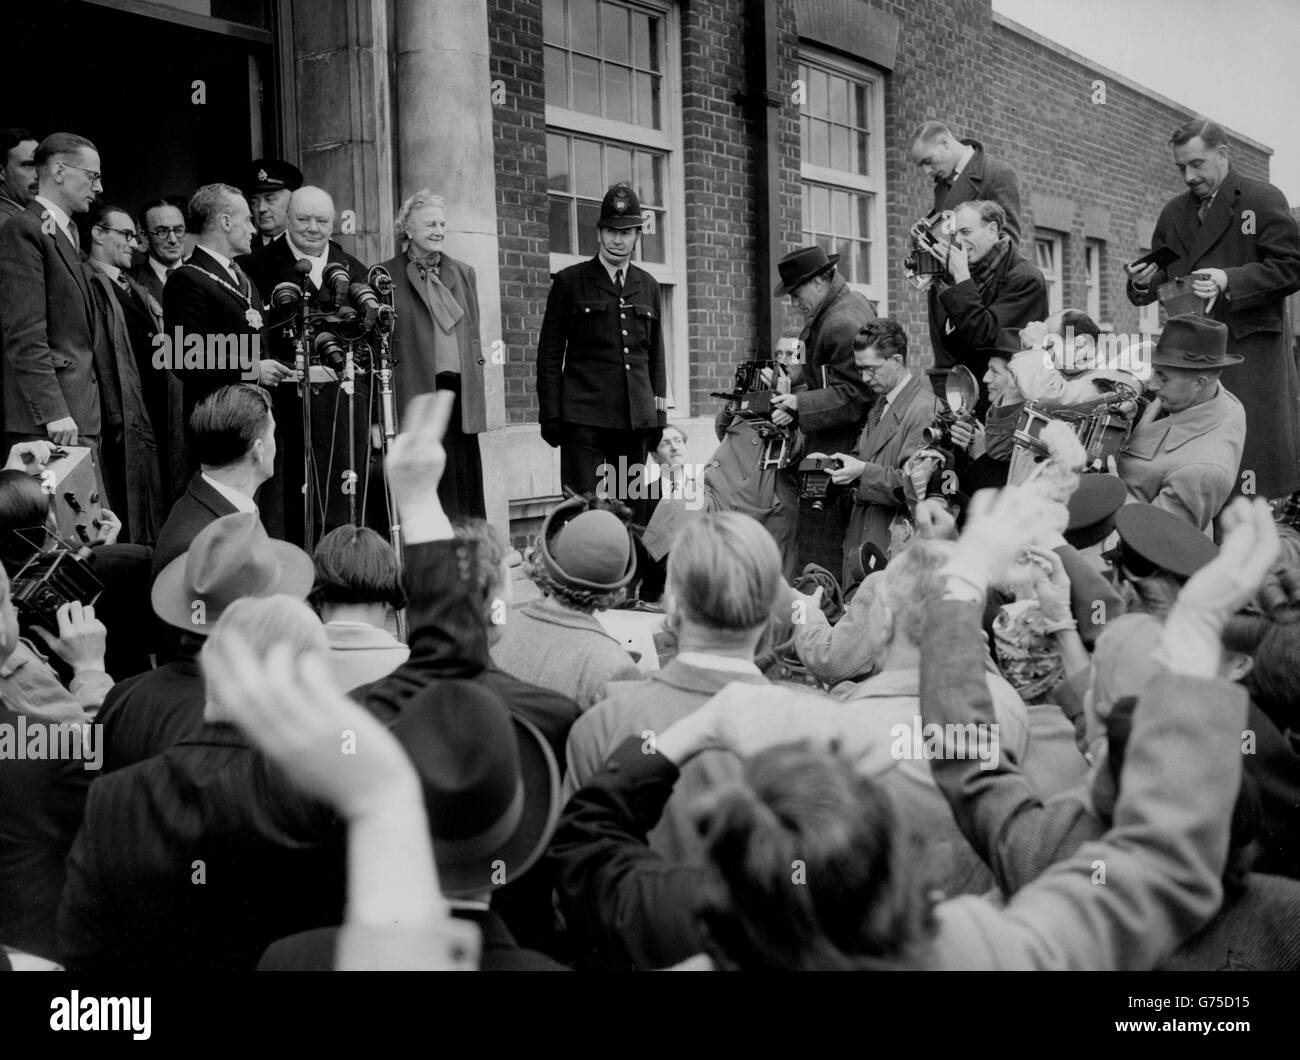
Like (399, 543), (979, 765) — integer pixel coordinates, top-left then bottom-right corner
(267, 260), (397, 372)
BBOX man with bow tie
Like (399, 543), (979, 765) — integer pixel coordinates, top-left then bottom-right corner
(1126, 119), (1300, 504)
(239, 184), (369, 545)
(378, 189), (487, 520)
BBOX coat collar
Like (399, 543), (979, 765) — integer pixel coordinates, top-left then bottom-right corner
(583, 255), (644, 300)
(647, 657), (769, 695)
(859, 374), (930, 459)
(1123, 385), (1236, 458)
(1169, 167), (1244, 266)
(805, 272), (849, 332)
(517, 596), (623, 642)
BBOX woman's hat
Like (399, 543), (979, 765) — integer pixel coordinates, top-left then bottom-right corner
(536, 496), (637, 593)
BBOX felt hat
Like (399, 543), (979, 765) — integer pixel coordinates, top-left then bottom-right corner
(151, 512), (314, 632)
(773, 245), (839, 297)
(391, 679), (561, 898)
(975, 327), (1024, 363)
(536, 497), (637, 593)
(1149, 314), (1241, 369)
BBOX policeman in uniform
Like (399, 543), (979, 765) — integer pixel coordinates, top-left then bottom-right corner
(537, 182), (666, 507)
(243, 158), (304, 250)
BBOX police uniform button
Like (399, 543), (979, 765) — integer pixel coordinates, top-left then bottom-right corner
(620, 314), (626, 320)
(584, 307), (591, 313)
(625, 364), (630, 370)
(622, 330), (628, 336)
(623, 347), (629, 354)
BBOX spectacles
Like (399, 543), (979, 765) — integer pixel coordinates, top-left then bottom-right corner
(148, 226), (187, 240)
(95, 225), (139, 244)
(858, 363), (888, 377)
(59, 162), (103, 186)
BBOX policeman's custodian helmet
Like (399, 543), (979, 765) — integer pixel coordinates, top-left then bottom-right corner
(597, 182), (644, 230)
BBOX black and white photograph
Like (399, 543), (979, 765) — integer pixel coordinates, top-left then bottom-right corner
(0, 0), (1298, 1034)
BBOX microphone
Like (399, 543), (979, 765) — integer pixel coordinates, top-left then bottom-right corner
(293, 258), (313, 281)
(348, 281), (381, 326)
(322, 262), (351, 308)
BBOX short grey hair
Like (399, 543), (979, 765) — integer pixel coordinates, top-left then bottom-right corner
(395, 188), (446, 245)
(189, 183), (246, 235)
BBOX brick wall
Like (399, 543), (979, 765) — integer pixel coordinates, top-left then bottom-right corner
(488, 0), (551, 425)
(488, 0), (1275, 419)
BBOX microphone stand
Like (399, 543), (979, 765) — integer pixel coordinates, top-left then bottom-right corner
(342, 339), (358, 526)
(296, 271), (316, 552)
(368, 265), (405, 642)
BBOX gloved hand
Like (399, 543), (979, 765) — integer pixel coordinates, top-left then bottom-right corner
(540, 419), (563, 448)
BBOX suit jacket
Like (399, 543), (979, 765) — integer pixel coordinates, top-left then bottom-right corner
(381, 252), (487, 434)
(931, 237), (1048, 380)
(844, 374), (942, 585)
(162, 245), (265, 419)
(127, 259), (168, 309)
(1127, 167), (1300, 498)
(86, 264), (164, 544)
(96, 655), (205, 773)
(789, 273), (876, 456)
(0, 201), (102, 437)
(563, 660), (771, 864)
(931, 139), (1023, 247)
(238, 238), (369, 544)
(0, 704), (93, 959)
(114, 268), (187, 506)
(1118, 384), (1246, 530)
(56, 722), (347, 970)
(537, 257), (666, 431)
(150, 472), (240, 579)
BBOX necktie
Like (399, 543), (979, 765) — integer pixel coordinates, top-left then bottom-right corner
(1197, 195), (1213, 224)
(615, 268), (624, 294)
(230, 261), (249, 298)
(115, 272), (129, 290)
(866, 395), (886, 433)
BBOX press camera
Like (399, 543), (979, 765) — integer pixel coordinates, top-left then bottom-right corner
(902, 210), (957, 291)
(797, 455), (843, 511)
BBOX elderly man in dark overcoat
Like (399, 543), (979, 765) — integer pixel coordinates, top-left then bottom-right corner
(1127, 119), (1300, 502)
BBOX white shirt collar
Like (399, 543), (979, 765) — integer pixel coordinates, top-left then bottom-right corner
(951, 143), (976, 180)
(200, 472), (258, 514)
(34, 195), (75, 244)
(288, 237), (330, 288)
(884, 370), (913, 407)
(198, 243), (240, 283)
(674, 651), (762, 676)
(597, 254), (630, 286)
(148, 255), (178, 285)
(91, 259), (121, 282)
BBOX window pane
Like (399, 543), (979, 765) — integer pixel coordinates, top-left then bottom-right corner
(857, 240), (871, 285)
(832, 190), (850, 237)
(633, 71), (654, 128)
(801, 191), (810, 235)
(543, 0), (566, 45)
(605, 63), (631, 124)
(548, 196), (572, 254)
(851, 83), (866, 129)
(601, 1), (629, 63)
(809, 67), (828, 119)
(570, 0), (598, 52)
(856, 130), (868, 176)
(574, 138), (602, 198)
(632, 11), (652, 67)
(645, 16), (660, 72)
(606, 144), (633, 185)
(640, 212), (665, 263)
(577, 201), (601, 255)
(636, 152), (662, 205)
(547, 132), (570, 192)
(812, 184), (830, 233)
(811, 119), (829, 168)
(855, 193), (870, 240)
(572, 54), (600, 114)
(544, 47), (569, 109)
(829, 75), (848, 124)
(831, 125), (849, 172)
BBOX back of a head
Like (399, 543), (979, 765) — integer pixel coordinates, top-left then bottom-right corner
(0, 469), (53, 571)
(878, 539), (951, 648)
(188, 182), (244, 235)
(311, 525), (405, 611)
(692, 741), (923, 970)
(201, 595), (329, 723)
(190, 385), (272, 468)
(666, 512), (782, 633)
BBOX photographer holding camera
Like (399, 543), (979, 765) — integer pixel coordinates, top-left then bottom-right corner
(812, 320), (940, 590)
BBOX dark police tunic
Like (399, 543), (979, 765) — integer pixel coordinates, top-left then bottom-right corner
(537, 256), (667, 494)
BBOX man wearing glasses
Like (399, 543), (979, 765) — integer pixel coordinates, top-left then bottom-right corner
(129, 196), (190, 306)
(88, 204), (175, 531)
(0, 132), (104, 461)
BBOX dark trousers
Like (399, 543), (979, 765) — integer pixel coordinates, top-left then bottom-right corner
(561, 421), (660, 499)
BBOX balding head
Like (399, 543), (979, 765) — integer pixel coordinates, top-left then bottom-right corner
(287, 186), (335, 256)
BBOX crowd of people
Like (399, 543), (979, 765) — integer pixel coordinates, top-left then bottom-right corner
(0, 108), (1298, 972)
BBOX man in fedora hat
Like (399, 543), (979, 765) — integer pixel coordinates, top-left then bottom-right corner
(95, 509), (315, 773)
(243, 157), (304, 250)
(1117, 314), (1246, 531)
(537, 182), (667, 508)
(770, 243), (875, 571)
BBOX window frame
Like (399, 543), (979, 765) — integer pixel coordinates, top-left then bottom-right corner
(797, 46), (888, 313)
(544, 0), (688, 412)
(1035, 230), (1064, 316)
(1084, 238), (1103, 323)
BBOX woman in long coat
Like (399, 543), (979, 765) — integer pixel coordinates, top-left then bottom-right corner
(379, 191), (487, 518)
